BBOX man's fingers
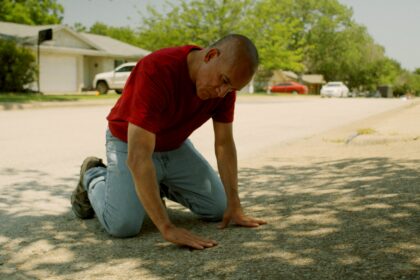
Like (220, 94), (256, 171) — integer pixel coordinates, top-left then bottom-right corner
(186, 230), (218, 245)
(250, 218), (267, 225)
(257, 219), (267, 225)
(194, 237), (218, 247)
(218, 215), (267, 229)
(236, 217), (267, 227)
(238, 220), (260, 227)
(164, 227), (217, 250)
(188, 239), (217, 250)
(217, 217), (230, 229)
(182, 232), (218, 249)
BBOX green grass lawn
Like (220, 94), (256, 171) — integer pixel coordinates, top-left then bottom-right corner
(0, 92), (120, 103)
(239, 91), (319, 97)
(0, 91), (318, 104)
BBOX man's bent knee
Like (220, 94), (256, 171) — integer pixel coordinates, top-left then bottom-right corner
(105, 218), (143, 238)
(204, 209), (224, 222)
(198, 200), (226, 222)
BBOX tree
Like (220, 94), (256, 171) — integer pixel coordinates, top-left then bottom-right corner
(377, 58), (402, 86)
(408, 73), (420, 96)
(339, 25), (388, 90)
(138, 0), (255, 50)
(246, 0), (304, 72)
(290, 0), (358, 80)
(401, 68), (420, 96)
(0, 39), (37, 92)
(137, 0), (305, 78)
(77, 0), (406, 92)
(274, 0), (407, 90)
(89, 22), (142, 47)
(72, 22), (88, 33)
(0, 0), (63, 25)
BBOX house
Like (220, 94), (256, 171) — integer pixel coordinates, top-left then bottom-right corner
(268, 70), (325, 94)
(301, 74), (325, 94)
(0, 21), (150, 93)
(268, 70), (299, 86)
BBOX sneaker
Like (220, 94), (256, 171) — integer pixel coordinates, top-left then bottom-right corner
(71, 156), (106, 219)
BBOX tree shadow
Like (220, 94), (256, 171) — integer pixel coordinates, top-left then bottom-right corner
(0, 157), (419, 279)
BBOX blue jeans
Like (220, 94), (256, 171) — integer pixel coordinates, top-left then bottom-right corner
(83, 130), (227, 238)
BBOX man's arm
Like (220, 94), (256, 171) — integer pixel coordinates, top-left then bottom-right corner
(127, 122), (217, 249)
(213, 121), (267, 229)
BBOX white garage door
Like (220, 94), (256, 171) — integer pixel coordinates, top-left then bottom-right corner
(40, 54), (77, 93)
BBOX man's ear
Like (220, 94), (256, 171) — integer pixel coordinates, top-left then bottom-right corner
(204, 48), (220, 63)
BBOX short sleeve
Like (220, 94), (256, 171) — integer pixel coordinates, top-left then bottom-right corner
(123, 61), (168, 133)
(212, 91), (236, 123)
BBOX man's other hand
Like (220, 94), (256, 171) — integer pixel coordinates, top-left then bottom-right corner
(218, 207), (267, 229)
(161, 224), (218, 250)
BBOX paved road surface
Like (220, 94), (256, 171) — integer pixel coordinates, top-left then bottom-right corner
(0, 96), (417, 279)
(192, 97), (411, 165)
(0, 96), (410, 218)
(0, 97), (410, 176)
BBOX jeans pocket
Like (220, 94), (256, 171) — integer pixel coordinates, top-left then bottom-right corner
(106, 131), (128, 172)
(106, 130), (128, 154)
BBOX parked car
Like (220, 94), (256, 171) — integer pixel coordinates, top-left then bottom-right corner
(268, 81), (308, 94)
(320, 81), (349, 98)
(93, 62), (136, 94)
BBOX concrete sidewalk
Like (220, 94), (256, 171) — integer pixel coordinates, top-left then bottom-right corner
(0, 94), (304, 111)
(0, 98), (117, 111)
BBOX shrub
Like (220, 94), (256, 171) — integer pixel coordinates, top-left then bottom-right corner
(0, 39), (37, 93)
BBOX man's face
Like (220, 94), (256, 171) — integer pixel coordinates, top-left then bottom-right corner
(195, 48), (253, 100)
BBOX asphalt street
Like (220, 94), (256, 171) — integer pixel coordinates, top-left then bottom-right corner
(0, 97), (409, 175)
(0, 96), (417, 279)
(0, 96), (409, 219)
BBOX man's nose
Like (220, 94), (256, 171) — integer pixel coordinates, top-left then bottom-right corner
(217, 85), (229, 97)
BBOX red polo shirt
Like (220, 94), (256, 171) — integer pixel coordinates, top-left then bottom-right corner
(107, 45), (236, 151)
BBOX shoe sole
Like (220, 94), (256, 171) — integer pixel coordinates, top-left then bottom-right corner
(71, 157), (104, 219)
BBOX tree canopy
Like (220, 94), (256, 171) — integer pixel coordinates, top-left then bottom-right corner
(1, 0), (418, 94)
(130, 0), (406, 91)
(0, 0), (63, 25)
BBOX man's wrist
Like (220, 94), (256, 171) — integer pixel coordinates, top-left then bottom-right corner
(158, 222), (175, 235)
(227, 195), (241, 209)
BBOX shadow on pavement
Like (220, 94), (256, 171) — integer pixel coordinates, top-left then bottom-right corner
(0, 157), (419, 279)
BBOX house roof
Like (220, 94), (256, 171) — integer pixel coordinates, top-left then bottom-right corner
(81, 33), (150, 57)
(0, 21), (57, 39)
(282, 71), (299, 80)
(0, 21), (150, 58)
(302, 74), (325, 84)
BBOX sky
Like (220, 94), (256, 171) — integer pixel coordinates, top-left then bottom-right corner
(58, 0), (420, 71)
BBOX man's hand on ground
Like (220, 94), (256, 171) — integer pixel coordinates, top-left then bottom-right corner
(161, 224), (218, 250)
(218, 206), (267, 229)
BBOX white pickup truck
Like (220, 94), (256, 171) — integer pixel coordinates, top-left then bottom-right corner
(93, 62), (136, 94)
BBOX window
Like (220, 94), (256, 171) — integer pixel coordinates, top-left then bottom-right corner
(114, 59), (125, 68)
(116, 66), (134, 73)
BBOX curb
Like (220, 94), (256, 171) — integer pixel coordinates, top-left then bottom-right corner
(0, 99), (117, 111)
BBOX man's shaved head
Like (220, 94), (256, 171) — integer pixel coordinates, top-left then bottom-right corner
(209, 34), (259, 73)
(189, 34), (259, 100)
